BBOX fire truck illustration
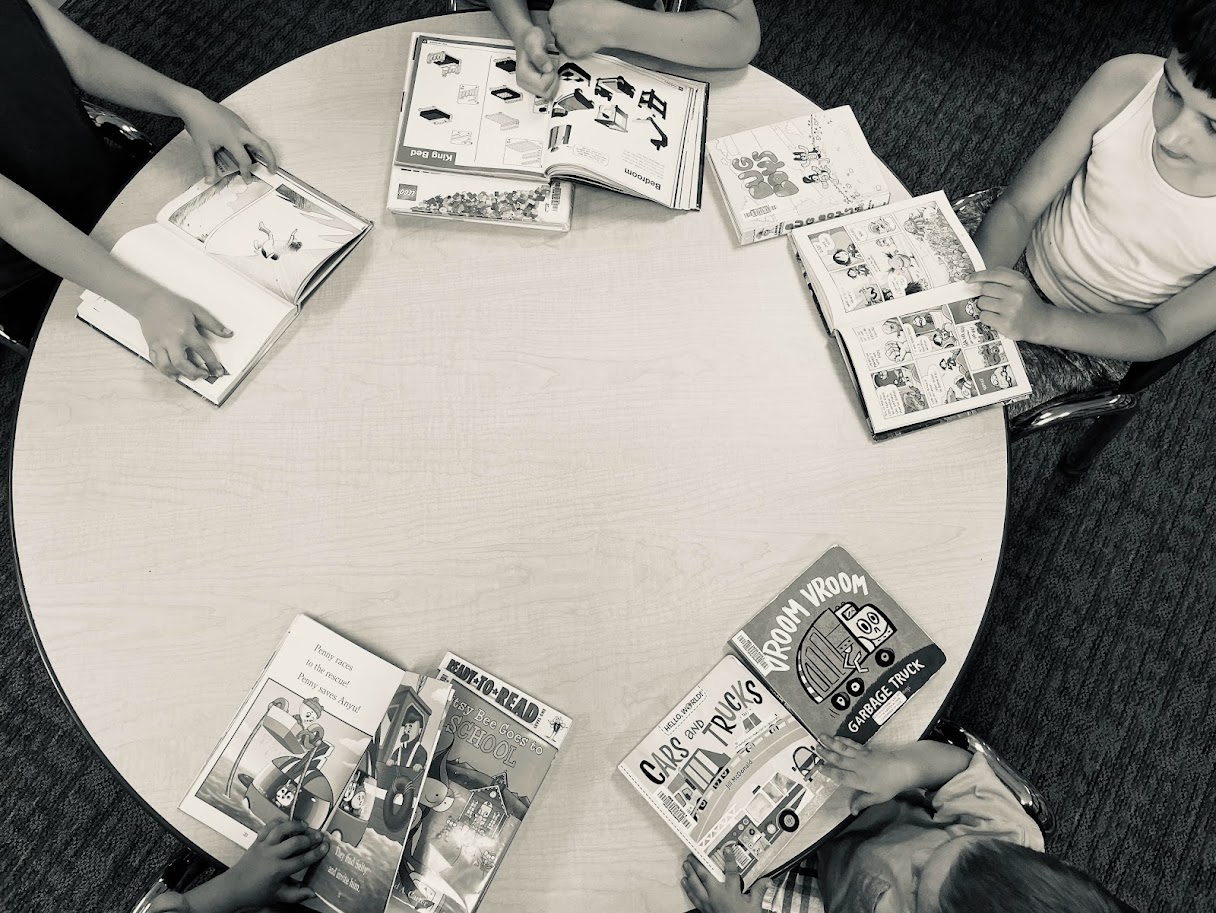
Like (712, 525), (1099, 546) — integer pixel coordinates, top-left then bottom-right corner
(796, 602), (896, 709)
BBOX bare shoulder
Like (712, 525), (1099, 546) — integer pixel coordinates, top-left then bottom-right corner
(1081, 54), (1163, 127)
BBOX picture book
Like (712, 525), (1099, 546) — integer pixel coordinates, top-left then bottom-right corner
(389, 34), (707, 216)
(789, 191), (1032, 438)
(618, 655), (836, 889)
(179, 615), (452, 913)
(389, 653), (571, 913)
(731, 546), (946, 744)
(707, 107), (890, 245)
(387, 166), (573, 232)
(77, 163), (372, 405)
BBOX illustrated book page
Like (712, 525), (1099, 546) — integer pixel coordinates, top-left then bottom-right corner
(305, 675), (454, 913)
(731, 546), (947, 744)
(394, 33), (706, 209)
(707, 106), (890, 244)
(179, 616), (409, 853)
(156, 162), (372, 305)
(385, 166), (573, 231)
(76, 224), (298, 406)
(389, 653), (571, 913)
(618, 655), (836, 890)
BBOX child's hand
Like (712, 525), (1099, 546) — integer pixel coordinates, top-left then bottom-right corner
(972, 268), (1054, 343)
(173, 90), (277, 184)
(127, 287), (232, 380)
(212, 820), (330, 910)
(514, 25), (557, 98)
(548, 0), (613, 59)
(682, 846), (765, 913)
(815, 735), (914, 814)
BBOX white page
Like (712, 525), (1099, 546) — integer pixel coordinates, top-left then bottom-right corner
(77, 225), (296, 404)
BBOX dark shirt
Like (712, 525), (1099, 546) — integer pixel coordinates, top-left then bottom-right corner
(0, 0), (125, 296)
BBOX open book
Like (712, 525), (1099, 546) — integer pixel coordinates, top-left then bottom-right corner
(78, 164), (372, 405)
(387, 33), (707, 224)
(789, 191), (1031, 438)
(180, 616), (453, 913)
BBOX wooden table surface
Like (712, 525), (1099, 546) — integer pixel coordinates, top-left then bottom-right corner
(11, 13), (1008, 913)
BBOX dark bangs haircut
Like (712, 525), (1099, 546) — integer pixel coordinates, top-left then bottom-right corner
(937, 840), (1138, 913)
(1173, 0), (1216, 96)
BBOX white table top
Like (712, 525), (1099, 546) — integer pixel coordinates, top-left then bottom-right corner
(11, 13), (1008, 913)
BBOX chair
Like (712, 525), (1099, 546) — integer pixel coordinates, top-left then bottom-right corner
(129, 848), (210, 913)
(0, 102), (152, 356)
(951, 189), (1207, 477)
(447, 0), (686, 11)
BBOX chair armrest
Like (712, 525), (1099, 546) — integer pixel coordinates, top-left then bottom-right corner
(1008, 388), (1137, 443)
(931, 720), (1054, 834)
(82, 100), (154, 154)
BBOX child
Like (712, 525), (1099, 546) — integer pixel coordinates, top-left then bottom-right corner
(969, 0), (1216, 407)
(145, 820), (329, 913)
(680, 734), (1129, 913)
(0, 0), (276, 378)
(488, 0), (760, 99)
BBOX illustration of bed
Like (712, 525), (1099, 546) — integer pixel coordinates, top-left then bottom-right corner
(419, 107), (452, 124)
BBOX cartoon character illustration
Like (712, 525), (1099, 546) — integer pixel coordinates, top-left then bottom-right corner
(832, 244), (861, 266)
(846, 265), (871, 279)
(274, 783), (297, 809)
(795, 602), (897, 709)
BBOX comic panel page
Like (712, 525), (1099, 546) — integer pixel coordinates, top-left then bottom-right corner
(542, 55), (701, 207)
(618, 656), (836, 891)
(157, 164), (369, 305)
(793, 191), (983, 319)
(840, 294), (1031, 433)
(396, 35), (553, 179)
(180, 616), (410, 848)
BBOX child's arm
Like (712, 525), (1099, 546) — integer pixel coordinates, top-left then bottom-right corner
(148, 821), (330, 913)
(487, 0), (557, 98)
(27, 0), (275, 182)
(0, 174), (229, 379)
(816, 734), (972, 814)
(973, 54), (1157, 269)
(548, 0), (760, 69)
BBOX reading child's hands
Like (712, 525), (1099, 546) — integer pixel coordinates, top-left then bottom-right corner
(815, 735), (912, 814)
(972, 267), (1053, 343)
(548, 0), (613, 59)
(214, 819), (330, 910)
(128, 288), (232, 380)
(514, 25), (557, 98)
(682, 847), (765, 913)
(173, 90), (277, 184)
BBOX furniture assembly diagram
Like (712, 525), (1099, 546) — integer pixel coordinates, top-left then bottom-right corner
(420, 107), (451, 124)
(491, 85), (522, 102)
(595, 104), (628, 132)
(426, 51), (461, 76)
(485, 111), (520, 130)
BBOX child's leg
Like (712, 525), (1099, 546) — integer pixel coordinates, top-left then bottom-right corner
(764, 858), (825, 913)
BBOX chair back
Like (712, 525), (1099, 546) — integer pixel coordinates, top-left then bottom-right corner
(448, 1), (685, 11)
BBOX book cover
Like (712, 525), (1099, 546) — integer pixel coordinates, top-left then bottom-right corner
(305, 675), (454, 913)
(386, 166), (573, 231)
(618, 656), (835, 888)
(389, 654), (571, 913)
(731, 546), (946, 743)
(708, 107), (890, 245)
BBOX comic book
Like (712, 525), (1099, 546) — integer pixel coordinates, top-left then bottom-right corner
(179, 615), (451, 913)
(788, 191), (1032, 438)
(77, 163), (372, 405)
(731, 546), (946, 744)
(388, 653), (571, 913)
(387, 33), (707, 224)
(707, 107), (890, 245)
(618, 655), (836, 889)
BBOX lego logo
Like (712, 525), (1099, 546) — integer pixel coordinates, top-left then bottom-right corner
(397, 184), (418, 201)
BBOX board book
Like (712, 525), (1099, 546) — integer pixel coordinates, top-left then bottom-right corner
(707, 107), (890, 245)
(180, 615), (452, 913)
(788, 191), (1032, 438)
(387, 33), (707, 222)
(77, 163), (372, 405)
(389, 653), (571, 913)
(618, 655), (836, 889)
(731, 545), (946, 744)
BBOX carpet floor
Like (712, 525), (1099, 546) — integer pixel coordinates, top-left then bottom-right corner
(1, 1), (1211, 911)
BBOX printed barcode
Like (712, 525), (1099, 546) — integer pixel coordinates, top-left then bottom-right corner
(661, 792), (691, 827)
(734, 634), (768, 671)
(551, 183), (562, 206)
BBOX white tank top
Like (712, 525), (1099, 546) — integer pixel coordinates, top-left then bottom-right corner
(1026, 73), (1216, 314)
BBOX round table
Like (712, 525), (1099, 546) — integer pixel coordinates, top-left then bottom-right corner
(11, 13), (1008, 913)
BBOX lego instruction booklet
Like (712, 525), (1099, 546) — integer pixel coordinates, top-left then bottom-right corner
(391, 33), (707, 212)
(789, 191), (1032, 437)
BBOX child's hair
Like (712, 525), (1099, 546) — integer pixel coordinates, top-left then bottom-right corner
(1172, 0), (1216, 96)
(937, 840), (1137, 913)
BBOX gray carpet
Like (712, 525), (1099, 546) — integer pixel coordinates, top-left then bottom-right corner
(2, 1), (1212, 911)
